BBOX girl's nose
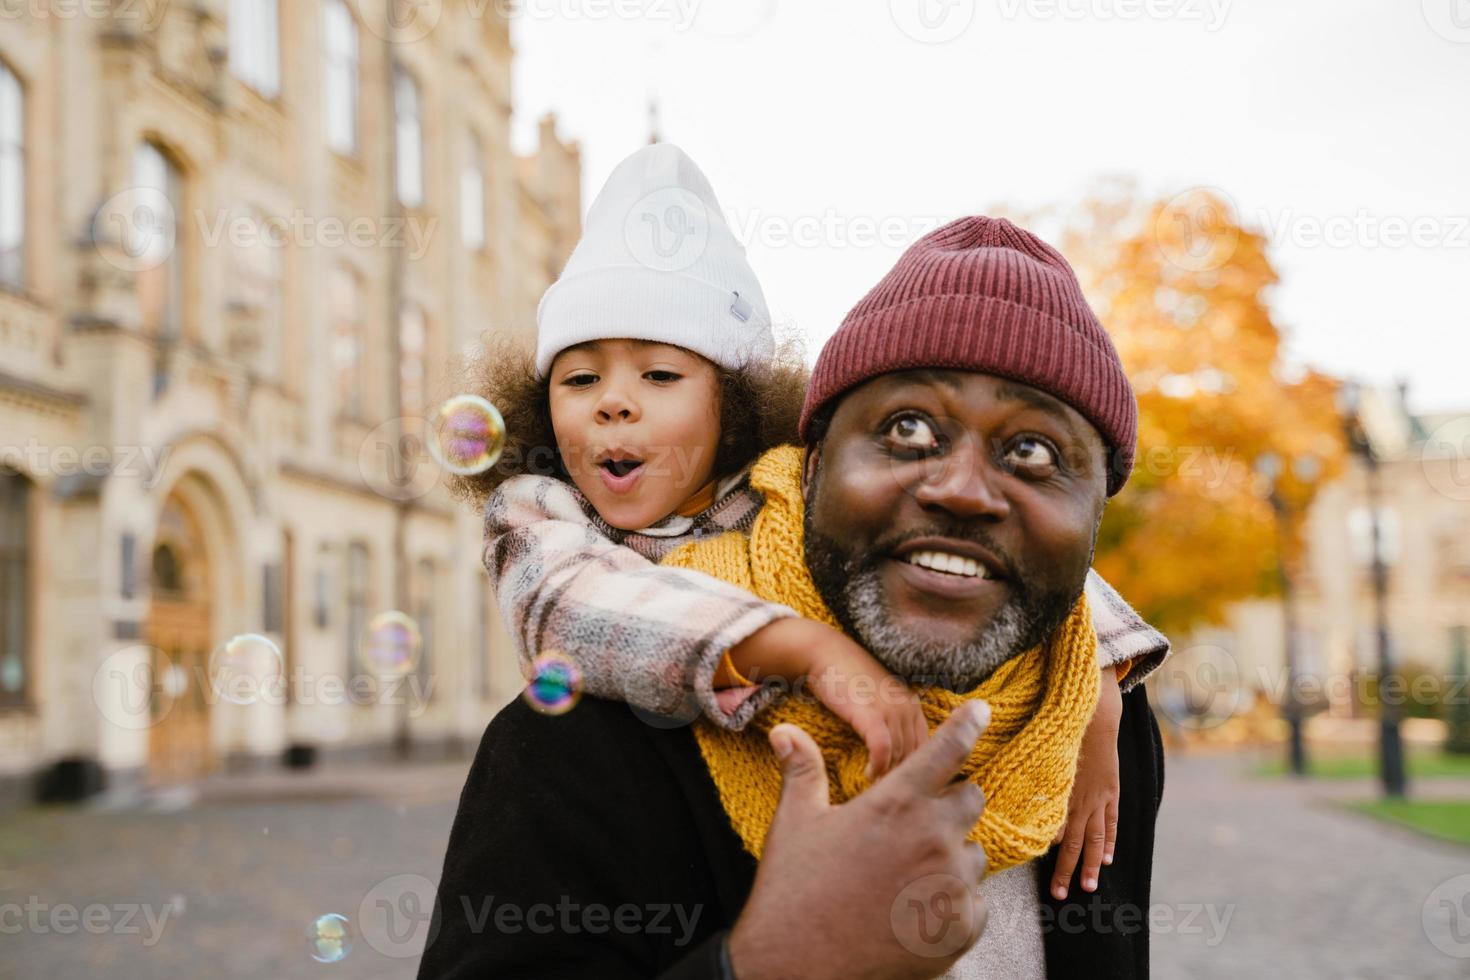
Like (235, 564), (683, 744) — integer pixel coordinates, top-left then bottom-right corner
(594, 386), (640, 423)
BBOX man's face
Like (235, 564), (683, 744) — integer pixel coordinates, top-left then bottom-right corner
(803, 370), (1109, 691)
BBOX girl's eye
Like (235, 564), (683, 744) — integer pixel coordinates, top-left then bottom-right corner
(885, 414), (941, 453)
(1003, 436), (1060, 474)
(644, 370), (681, 384)
(563, 372), (598, 388)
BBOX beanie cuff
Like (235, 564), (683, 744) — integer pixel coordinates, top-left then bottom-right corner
(535, 265), (775, 377)
(800, 296), (1138, 496)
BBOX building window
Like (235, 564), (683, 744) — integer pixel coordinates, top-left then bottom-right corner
(132, 141), (183, 339)
(329, 265), (365, 419)
(345, 541), (370, 681)
(0, 63), (23, 289)
(461, 132), (485, 250)
(1347, 506), (1400, 568)
(231, 204), (283, 368)
(0, 468), (30, 705)
(393, 69), (424, 208)
(322, 0), (359, 155)
(230, 0), (280, 97)
(413, 558), (436, 699)
(398, 303), (426, 418)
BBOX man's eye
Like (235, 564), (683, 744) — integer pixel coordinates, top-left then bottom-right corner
(644, 370), (681, 384)
(886, 415), (941, 452)
(563, 373), (598, 388)
(1004, 436), (1059, 473)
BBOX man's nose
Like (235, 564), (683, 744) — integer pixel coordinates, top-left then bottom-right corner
(910, 437), (1011, 521)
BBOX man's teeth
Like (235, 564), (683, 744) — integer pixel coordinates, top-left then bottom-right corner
(902, 550), (993, 579)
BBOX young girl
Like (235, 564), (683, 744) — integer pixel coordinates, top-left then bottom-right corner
(451, 144), (1169, 890)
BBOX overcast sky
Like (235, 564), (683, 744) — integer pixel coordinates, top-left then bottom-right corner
(509, 0), (1468, 414)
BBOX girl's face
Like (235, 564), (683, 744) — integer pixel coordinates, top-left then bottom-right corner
(548, 339), (722, 530)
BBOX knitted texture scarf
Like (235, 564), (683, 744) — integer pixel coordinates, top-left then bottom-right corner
(662, 446), (1101, 874)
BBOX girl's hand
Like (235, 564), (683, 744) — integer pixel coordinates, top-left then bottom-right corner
(803, 636), (931, 781)
(1049, 664), (1124, 900)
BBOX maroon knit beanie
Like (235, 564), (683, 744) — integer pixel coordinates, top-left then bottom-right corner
(799, 216), (1138, 496)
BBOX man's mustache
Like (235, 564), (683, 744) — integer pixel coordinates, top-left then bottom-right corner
(863, 522), (1023, 585)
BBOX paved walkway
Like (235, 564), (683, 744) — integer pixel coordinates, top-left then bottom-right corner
(1152, 749), (1470, 979)
(3, 750), (1468, 978)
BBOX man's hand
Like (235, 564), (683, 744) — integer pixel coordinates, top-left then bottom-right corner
(1049, 665), (1122, 900)
(727, 701), (994, 980)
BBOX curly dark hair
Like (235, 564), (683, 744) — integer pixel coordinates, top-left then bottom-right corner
(446, 334), (810, 510)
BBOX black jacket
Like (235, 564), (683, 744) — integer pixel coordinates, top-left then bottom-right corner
(419, 685), (1164, 979)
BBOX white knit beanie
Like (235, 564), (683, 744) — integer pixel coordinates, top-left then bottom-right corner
(534, 143), (774, 377)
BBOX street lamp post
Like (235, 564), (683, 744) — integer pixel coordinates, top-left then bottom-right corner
(1254, 452), (1315, 777)
(1337, 382), (1408, 799)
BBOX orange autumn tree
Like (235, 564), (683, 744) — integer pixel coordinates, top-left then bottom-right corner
(1052, 184), (1347, 635)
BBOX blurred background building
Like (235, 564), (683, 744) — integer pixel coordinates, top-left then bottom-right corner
(0, 0), (580, 805)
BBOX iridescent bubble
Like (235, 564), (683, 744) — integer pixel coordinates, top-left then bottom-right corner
(427, 394), (506, 476)
(523, 651), (582, 716)
(308, 912), (353, 964)
(208, 633), (283, 706)
(360, 611), (422, 677)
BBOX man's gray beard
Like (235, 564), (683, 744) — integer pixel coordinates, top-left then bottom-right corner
(840, 564), (1034, 692)
(803, 516), (1083, 693)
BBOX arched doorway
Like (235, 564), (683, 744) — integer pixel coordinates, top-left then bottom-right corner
(144, 492), (214, 784)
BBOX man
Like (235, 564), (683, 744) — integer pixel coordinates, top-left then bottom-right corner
(419, 217), (1166, 979)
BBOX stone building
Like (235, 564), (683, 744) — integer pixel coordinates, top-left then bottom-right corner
(0, 0), (580, 803)
(1167, 384), (1470, 728)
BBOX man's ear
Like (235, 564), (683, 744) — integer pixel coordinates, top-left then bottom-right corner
(802, 443), (822, 496)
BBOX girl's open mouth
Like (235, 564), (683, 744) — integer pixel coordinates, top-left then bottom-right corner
(597, 457), (644, 493)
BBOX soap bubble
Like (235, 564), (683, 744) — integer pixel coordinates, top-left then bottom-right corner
(308, 912), (353, 963)
(360, 612), (422, 677)
(523, 651), (582, 716)
(208, 633), (283, 705)
(427, 394), (506, 476)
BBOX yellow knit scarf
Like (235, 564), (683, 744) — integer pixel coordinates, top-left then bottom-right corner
(662, 446), (1101, 874)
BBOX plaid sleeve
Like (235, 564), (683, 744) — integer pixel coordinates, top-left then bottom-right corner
(1084, 568), (1171, 693)
(483, 475), (797, 730)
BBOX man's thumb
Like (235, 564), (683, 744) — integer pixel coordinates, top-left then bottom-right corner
(770, 723), (828, 817)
